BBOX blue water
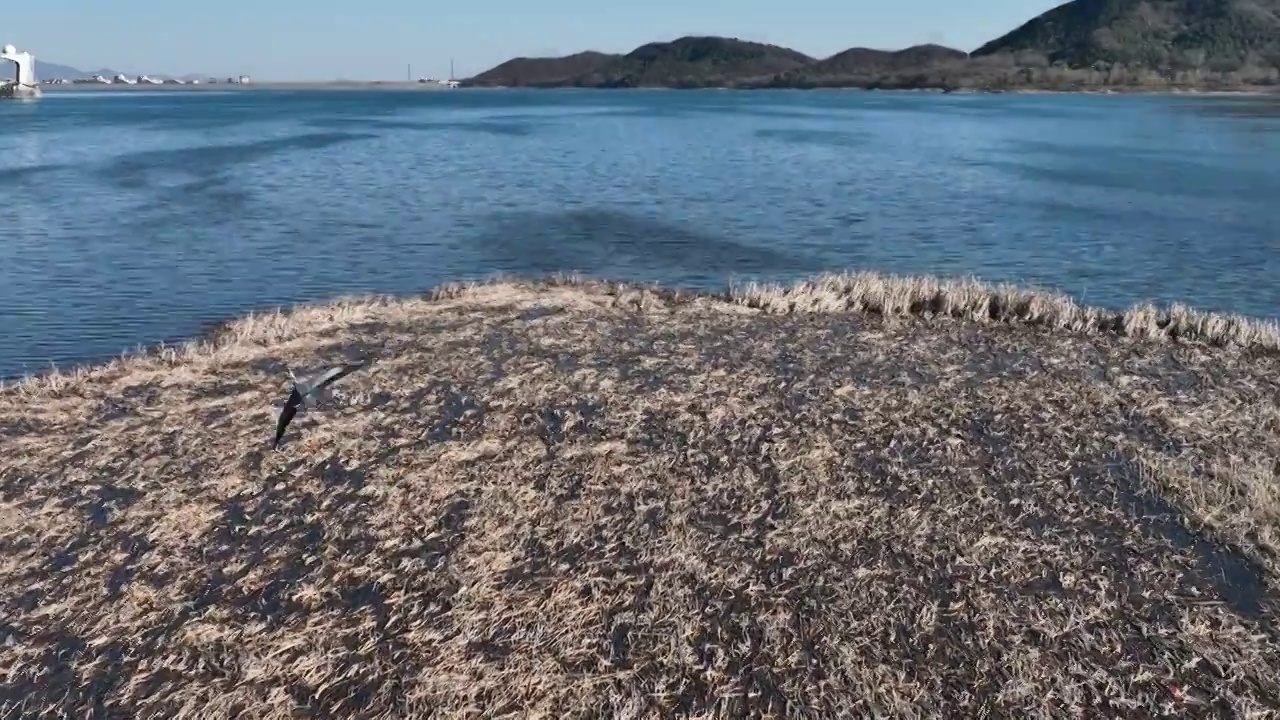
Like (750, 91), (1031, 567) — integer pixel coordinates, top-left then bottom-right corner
(1, 88), (1279, 379)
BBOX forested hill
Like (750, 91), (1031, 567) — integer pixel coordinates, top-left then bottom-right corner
(464, 51), (621, 87)
(465, 37), (815, 89)
(972, 0), (1280, 72)
(463, 0), (1280, 91)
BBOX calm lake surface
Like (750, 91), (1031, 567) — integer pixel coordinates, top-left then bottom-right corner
(1, 88), (1278, 378)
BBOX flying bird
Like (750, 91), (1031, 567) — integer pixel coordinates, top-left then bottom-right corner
(272, 361), (365, 449)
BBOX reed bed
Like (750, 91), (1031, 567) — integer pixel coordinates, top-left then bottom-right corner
(2, 272), (1278, 718)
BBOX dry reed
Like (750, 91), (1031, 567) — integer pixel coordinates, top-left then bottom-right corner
(2, 271), (1278, 718)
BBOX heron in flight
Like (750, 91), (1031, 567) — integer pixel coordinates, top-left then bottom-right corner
(273, 361), (366, 449)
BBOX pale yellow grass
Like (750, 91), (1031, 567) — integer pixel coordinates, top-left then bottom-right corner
(1, 271), (1279, 718)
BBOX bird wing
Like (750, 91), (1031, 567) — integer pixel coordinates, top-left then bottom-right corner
(308, 362), (364, 392)
(273, 400), (298, 449)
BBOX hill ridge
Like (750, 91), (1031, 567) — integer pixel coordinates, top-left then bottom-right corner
(465, 0), (1280, 90)
(34, 60), (205, 82)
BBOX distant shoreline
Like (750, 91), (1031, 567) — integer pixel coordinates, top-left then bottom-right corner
(38, 80), (459, 93)
(36, 81), (1280, 97)
(462, 85), (1280, 97)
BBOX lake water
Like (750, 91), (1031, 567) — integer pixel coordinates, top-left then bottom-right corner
(1, 88), (1278, 379)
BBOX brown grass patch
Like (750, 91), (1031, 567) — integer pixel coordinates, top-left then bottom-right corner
(2, 272), (1279, 718)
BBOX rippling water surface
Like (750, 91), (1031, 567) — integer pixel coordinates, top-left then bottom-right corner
(1, 88), (1278, 378)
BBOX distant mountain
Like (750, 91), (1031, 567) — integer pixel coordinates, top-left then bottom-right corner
(465, 37), (970, 89)
(466, 0), (1280, 91)
(971, 0), (1280, 72)
(808, 44), (969, 75)
(464, 36), (815, 88)
(759, 44), (969, 88)
(466, 51), (621, 87)
(576, 36), (814, 88)
(33, 61), (122, 80)
(32, 60), (202, 82)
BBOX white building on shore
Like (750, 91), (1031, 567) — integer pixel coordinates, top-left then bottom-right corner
(1, 43), (41, 99)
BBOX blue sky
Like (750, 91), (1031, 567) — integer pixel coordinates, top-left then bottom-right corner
(10, 0), (1062, 81)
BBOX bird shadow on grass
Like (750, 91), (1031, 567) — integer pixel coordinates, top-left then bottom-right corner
(1091, 454), (1275, 624)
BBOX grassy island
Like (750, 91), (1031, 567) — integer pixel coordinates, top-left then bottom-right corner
(2, 272), (1279, 717)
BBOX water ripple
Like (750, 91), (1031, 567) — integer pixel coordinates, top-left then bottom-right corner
(0, 89), (1278, 378)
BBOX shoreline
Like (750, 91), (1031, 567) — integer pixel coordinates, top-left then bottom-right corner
(36, 80), (1280, 97)
(6, 270), (1279, 389)
(38, 80), (460, 93)
(3, 270), (1279, 716)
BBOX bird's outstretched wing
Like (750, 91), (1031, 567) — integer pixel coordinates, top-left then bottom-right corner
(273, 360), (368, 449)
(307, 362), (365, 393)
(273, 391), (302, 449)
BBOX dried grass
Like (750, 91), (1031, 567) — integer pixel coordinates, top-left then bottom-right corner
(2, 271), (1279, 718)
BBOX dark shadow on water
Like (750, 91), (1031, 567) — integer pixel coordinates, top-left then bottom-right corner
(125, 174), (255, 229)
(1006, 138), (1191, 163)
(754, 128), (868, 148)
(407, 120), (537, 136)
(581, 105), (696, 120)
(1169, 95), (1280, 121)
(982, 158), (1277, 201)
(584, 103), (847, 122)
(678, 104), (835, 121)
(1026, 197), (1263, 236)
(845, 93), (1108, 119)
(469, 208), (822, 282)
(97, 131), (376, 190)
(0, 163), (72, 188)
(309, 116), (538, 136)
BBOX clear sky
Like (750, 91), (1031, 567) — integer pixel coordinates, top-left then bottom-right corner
(10, 0), (1061, 81)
